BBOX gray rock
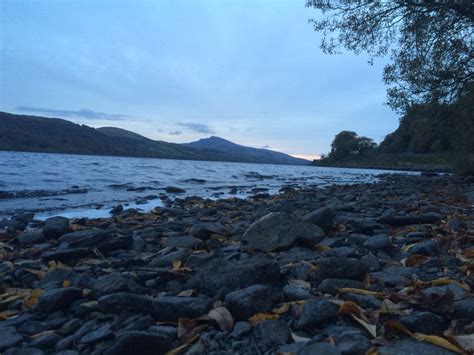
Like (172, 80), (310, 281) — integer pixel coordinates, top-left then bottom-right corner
(295, 299), (338, 329)
(79, 323), (113, 344)
(230, 321), (252, 338)
(165, 186), (185, 193)
(400, 311), (445, 334)
(149, 249), (189, 268)
(225, 284), (280, 320)
(253, 320), (292, 351)
(360, 254), (381, 271)
(453, 297), (474, 319)
(17, 232), (46, 245)
(93, 272), (141, 296)
(363, 234), (391, 252)
(378, 338), (455, 355)
(283, 284), (311, 301)
(58, 229), (111, 248)
(36, 288), (82, 313)
(423, 284), (466, 301)
(27, 333), (62, 349)
(41, 248), (93, 262)
(243, 212), (325, 252)
(148, 326), (177, 339)
(317, 279), (363, 295)
(4, 348), (44, 355)
(409, 240), (440, 256)
(104, 331), (172, 355)
(163, 236), (202, 249)
(379, 213), (442, 227)
(318, 257), (369, 281)
(343, 293), (382, 309)
(17, 321), (50, 335)
(336, 333), (371, 355)
(185, 257), (280, 297)
(0, 327), (24, 351)
(303, 207), (333, 232)
(43, 217), (69, 238)
(298, 343), (342, 355)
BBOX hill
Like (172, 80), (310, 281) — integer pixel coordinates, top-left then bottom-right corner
(0, 112), (309, 165)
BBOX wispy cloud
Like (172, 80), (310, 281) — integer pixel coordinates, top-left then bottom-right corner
(262, 144), (270, 149)
(169, 130), (182, 136)
(16, 106), (131, 120)
(178, 122), (214, 134)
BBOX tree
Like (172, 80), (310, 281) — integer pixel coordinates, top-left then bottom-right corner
(356, 136), (377, 155)
(329, 130), (359, 159)
(306, 1), (474, 112)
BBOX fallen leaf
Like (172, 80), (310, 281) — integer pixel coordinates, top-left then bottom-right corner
(24, 288), (43, 307)
(339, 301), (368, 321)
(337, 288), (385, 298)
(414, 333), (464, 354)
(62, 280), (71, 288)
(0, 310), (18, 320)
(314, 245), (331, 252)
(272, 303), (291, 314)
(404, 254), (429, 267)
(351, 314), (377, 338)
(177, 289), (195, 297)
(291, 332), (311, 343)
(22, 268), (46, 279)
(208, 307), (233, 332)
(379, 299), (412, 316)
(384, 319), (413, 337)
(249, 312), (279, 325)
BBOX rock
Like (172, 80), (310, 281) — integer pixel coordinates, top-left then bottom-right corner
(303, 207), (333, 232)
(163, 236), (202, 249)
(93, 272), (141, 296)
(43, 217), (69, 238)
(253, 320), (292, 351)
(317, 279), (363, 295)
(149, 249), (189, 268)
(283, 284), (311, 301)
(41, 248), (93, 262)
(318, 257), (369, 281)
(243, 212), (325, 252)
(230, 321), (252, 338)
(363, 234), (391, 252)
(4, 348), (45, 355)
(453, 297), (474, 319)
(349, 218), (383, 234)
(17, 320), (50, 335)
(17, 232), (46, 245)
(165, 186), (186, 193)
(378, 213), (442, 227)
(0, 327), (24, 351)
(423, 284), (466, 301)
(295, 299), (338, 329)
(58, 229), (111, 248)
(79, 323), (113, 344)
(298, 343), (342, 355)
(336, 333), (371, 354)
(104, 331), (172, 355)
(27, 333), (62, 349)
(36, 288), (82, 313)
(360, 254), (381, 271)
(409, 240), (440, 256)
(109, 205), (123, 214)
(400, 312), (446, 334)
(225, 284), (280, 320)
(343, 293), (382, 309)
(378, 338), (455, 355)
(188, 222), (228, 240)
(185, 257), (280, 297)
(99, 293), (211, 321)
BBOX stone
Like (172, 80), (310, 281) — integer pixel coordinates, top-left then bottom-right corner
(303, 207), (333, 232)
(400, 312), (446, 334)
(343, 293), (382, 309)
(0, 327), (24, 352)
(283, 284), (311, 301)
(298, 343), (341, 355)
(317, 279), (363, 295)
(165, 186), (186, 193)
(4, 348), (45, 355)
(79, 323), (113, 344)
(17, 320), (50, 335)
(104, 331), (172, 355)
(58, 229), (111, 248)
(230, 321), (252, 338)
(336, 333), (371, 355)
(185, 257), (280, 297)
(349, 218), (384, 234)
(453, 297), (474, 319)
(17, 232), (46, 245)
(318, 257), (369, 281)
(378, 338), (455, 355)
(363, 234), (391, 252)
(225, 284), (280, 320)
(93, 272), (141, 296)
(242, 212), (325, 252)
(149, 249), (189, 268)
(36, 288), (82, 313)
(43, 217), (69, 238)
(295, 299), (338, 329)
(41, 248), (93, 262)
(423, 284), (466, 301)
(163, 236), (202, 249)
(27, 333), (62, 349)
(409, 240), (440, 256)
(253, 320), (292, 351)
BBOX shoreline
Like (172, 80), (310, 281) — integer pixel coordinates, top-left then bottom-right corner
(0, 174), (473, 354)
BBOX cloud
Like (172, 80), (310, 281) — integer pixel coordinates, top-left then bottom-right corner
(169, 130), (182, 136)
(16, 106), (131, 120)
(261, 144), (270, 149)
(178, 122), (214, 134)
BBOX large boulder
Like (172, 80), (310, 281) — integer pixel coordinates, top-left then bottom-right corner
(302, 207), (333, 232)
(225, 285), (281, 320)
(243, 212), (325, 252)
(43, 217), (69, 238)
(36, 288), (82, 313)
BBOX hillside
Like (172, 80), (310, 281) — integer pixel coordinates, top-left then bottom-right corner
(184, 136), (308, 165)
(0, 112), (309, 165)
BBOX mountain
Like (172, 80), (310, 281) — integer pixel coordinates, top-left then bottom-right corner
(0, 112), (309, 165)
(184, 136), (308, 165)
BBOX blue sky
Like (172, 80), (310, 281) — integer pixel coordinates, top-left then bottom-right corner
(1, 0), (399, 159)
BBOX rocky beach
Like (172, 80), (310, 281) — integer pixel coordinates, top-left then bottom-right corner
(0, 174), (473, 354)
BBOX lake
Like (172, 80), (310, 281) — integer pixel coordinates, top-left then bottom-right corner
(0, 151), (417, 219)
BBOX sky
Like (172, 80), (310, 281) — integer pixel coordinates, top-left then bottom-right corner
(1, 0), (400, 160)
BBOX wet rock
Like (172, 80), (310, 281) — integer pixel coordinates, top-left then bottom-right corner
(109, 205), (123, 214)
(318, 257), (369, 281)
(423, 284), (466, 301)
(243, 212), (324, 252)
(17, 232), (46, 245)
(303, 207), (333, 232)
(165, 186), (186, 193)
(363, 234), (391, 252)
(225, 284), (280, 320)
(343, 293), (382, 309)
(0, 327), (24, 351)
(298, 343), (341, 355)
(253, 320), (292, 351)
(317, 279), (363, 295)
(230, 321), (252, 338)
(185, 257), (280, 297)
(295, 299), (338, 329)
(98, 293), (154, 316)
(104, 331), (172, 355)
(41, 248), (93, 262)
(27, 333), (62, 349)
(93, 272), (141, 296)
(378, 338), (455, 355)
(149, 249), (189, 268)
(163, 235), (202, 249)
(349, 218), (384, 234)
(453, 297), (474, 319)
(409, 240), (440, 256)
(378, 213), (442, 227)
(43, 217), (69, 238)
(283, 284), (311, 301)
(400, 311), (445, 334)
(58, 229), (111, 248)
(36, 288), (82, 313)
(4, 348), (44, 355)
(336, 333), (371, 354)
(79, 323), (113, 345)
(17, 320), (50, 335)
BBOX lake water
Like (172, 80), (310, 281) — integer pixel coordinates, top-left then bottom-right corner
(0, 151), (417, 219)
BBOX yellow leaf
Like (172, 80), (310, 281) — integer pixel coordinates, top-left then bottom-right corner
(22, 268), (46, 279)
(337, 288), (385, 298)
(314, 245), (331, 252)
(249, 312), (279, 325)
(384, 319), (413, 337)
(172, 260), (182, 270)
(414, 333), (464, 354)
(24, 288), (43, 307)
(165, 342), (191, 355)
(272, 303), (291, 314)
(62, 280), (71, 288)
(208, 307), (233, 332)
(401, 243), (417, 253)
(351, 314), (377, 338)
(339, 300), (367, 321)
(0, 310), (18, 320)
